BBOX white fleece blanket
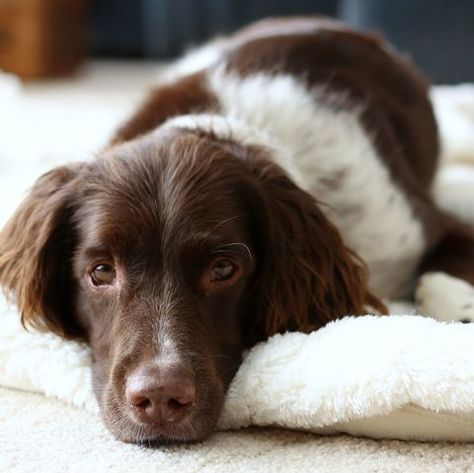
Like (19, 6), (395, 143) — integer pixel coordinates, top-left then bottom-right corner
(1, 67), (474, 444)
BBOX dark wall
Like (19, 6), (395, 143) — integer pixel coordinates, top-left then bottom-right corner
(89, 0), (337, 57)
(89, 0), (474, 84)
(341, 0), (474, 84)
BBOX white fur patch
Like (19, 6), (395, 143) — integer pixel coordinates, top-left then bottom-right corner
(416, 272), (474, 323)
(195, 69), (426, 298)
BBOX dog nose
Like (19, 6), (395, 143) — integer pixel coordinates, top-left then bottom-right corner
(126, 364), (195, 425)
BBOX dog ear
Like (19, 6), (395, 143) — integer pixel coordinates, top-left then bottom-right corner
(242, 148), (386, 345)
(0, 164), (84, 339)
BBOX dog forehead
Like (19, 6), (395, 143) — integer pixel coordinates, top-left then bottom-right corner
(76, 133), (255, 251)
(76, 182), (249, 260)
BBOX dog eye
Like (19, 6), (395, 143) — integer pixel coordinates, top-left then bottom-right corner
(201, 257), (244, 293)
(211, 259), (237, 281)
(91, 264), (116, 286)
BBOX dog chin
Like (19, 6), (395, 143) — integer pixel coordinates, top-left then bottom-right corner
(111, 407), (221, 445)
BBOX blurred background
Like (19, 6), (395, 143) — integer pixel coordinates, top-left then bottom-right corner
(0, 0), (473, 83)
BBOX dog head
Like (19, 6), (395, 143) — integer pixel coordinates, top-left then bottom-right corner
(0, 127), (382, 443)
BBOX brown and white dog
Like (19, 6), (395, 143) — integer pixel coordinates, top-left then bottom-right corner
(1, 17), (473, 444)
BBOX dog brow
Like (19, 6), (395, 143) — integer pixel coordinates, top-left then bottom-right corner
(213, 242), (254, 263)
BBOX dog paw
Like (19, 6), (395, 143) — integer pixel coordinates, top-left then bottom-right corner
(415, 272), (474, 323)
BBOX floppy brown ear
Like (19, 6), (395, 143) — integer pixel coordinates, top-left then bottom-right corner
(243, 150), (386, 345)
(0, 164), (84, 339)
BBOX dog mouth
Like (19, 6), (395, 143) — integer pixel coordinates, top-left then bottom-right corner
(122, 413), (217, 445)
(101, 379), (225, 444)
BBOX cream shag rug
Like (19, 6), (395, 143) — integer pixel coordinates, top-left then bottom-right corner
(1, 63), (474, 472)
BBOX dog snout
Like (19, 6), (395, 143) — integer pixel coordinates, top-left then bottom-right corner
(126, 363), (196, 425)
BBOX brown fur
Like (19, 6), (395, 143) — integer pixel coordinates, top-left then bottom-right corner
(230, 143), (385, 344)
(0, 130), (383, 443)
(0, 165), (84, 338)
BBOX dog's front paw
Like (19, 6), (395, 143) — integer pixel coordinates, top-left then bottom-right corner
(416, 272), (474, 323)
